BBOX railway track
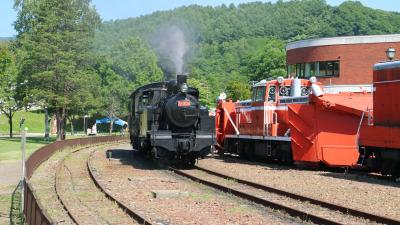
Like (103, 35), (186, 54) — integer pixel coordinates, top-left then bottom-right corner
(220, 154), (399, 182)
(170, 165), (400, 225)
(54, 144), (154, 225)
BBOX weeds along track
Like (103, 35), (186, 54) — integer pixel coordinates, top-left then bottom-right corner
(54, 144), (151, 225)
(86, 150), (153, 225)
(170, 166), (400, 225)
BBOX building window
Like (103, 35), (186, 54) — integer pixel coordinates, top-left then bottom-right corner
(287, 60), (339, 78)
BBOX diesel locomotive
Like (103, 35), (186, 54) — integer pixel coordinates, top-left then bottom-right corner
(129, 75), (215, 165)
(216, 60), (400, 178)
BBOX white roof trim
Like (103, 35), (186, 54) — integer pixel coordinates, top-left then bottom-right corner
(374, 60), (400, 71)
(286, 34), (400, 51)
(323, 84), (372, 94)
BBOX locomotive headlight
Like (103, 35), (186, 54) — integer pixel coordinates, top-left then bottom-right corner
(180, 83), (188, 93)
(309, 76), (317, 83)
(277, 76), (284, 84)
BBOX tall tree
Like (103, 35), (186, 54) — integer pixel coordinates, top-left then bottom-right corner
(225, 78), (251, 101)
(14, 0), (100, 140)
(91, 55), (132, 134)
(0, 44), (21, 137)
(244, 39), (287, 81)
(110, 37), (163, 87)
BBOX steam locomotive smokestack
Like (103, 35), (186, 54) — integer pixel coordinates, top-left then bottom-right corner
(177, 74), (187, 86)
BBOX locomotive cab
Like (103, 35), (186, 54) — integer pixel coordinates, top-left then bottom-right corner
(237, 77), (315, 137)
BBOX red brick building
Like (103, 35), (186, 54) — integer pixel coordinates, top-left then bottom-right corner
(286, 34), (400, 93)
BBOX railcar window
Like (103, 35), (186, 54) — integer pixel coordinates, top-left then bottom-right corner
(141, 95), (149, 105)
(255, 87), (266, 102)
(279, 86), (291, 97)
(268, 86), (276, 102)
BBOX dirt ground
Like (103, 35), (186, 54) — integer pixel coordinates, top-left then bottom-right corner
(0, 160), (22, 225)
(0, 161), (22, 195)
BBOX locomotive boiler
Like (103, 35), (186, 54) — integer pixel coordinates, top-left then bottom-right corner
(129, 75), (214, 165)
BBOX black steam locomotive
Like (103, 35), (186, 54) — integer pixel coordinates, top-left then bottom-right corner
(129, 75), (215, 165)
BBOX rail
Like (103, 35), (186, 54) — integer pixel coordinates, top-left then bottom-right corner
(24, 135), (127, 225)
(169, 166), (340, 225)
(193, 165), (400, 225)
(87, 150), (154, 225)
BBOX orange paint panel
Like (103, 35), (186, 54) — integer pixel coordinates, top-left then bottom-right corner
(373, 67), (400, 126)
(289, 93), (368, 167)
(241, 110), (252, 123)
(360, 125), (400, 149)
(215, 100), (237, 147)
(321, 146), (359, 166)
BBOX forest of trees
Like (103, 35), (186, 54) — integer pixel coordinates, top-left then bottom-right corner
(1, 0), (400, 138)
(93, 0), (400, 105)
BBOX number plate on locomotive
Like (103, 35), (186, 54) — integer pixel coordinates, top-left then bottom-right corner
(178, 100), (191, 107)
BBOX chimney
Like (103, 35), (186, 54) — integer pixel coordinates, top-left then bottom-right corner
(177, 74), (187, 86)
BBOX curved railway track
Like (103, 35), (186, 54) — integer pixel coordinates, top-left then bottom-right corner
(39, 142), (400, 224)
(87, 150), (154, 225)
(54, 144), (154, 225)
(169, 165), (400, 225)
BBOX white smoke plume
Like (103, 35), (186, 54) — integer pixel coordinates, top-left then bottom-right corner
(151, 25), (189, 77)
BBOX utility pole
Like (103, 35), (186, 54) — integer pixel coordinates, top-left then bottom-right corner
(44, 107), (49, 141)
(20, 118), (26, 214)
(83, 115), (89, 135)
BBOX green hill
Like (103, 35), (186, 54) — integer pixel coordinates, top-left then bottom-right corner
(0, 111), (45, 135)
(95, 1), (400, 51)
(93, 0), (400, 104)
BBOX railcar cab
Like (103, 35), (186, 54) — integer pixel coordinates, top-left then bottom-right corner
(215, 76), (323, 159)
(236, 77), (319, 138)
(129, 83), (168, 148)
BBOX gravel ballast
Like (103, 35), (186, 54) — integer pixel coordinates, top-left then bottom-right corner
(197, 156), (400, 220)
(91, 144), (307, 225)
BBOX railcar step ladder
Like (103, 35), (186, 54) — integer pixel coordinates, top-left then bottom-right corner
(266, 141), (272, 157)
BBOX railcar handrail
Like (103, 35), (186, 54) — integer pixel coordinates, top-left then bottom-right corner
(223, 108), (240, 135)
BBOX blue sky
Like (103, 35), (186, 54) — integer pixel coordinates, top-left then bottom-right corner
(1, 0), (399, 37)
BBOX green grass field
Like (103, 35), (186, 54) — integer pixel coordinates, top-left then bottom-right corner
(0, 111), (45, 135)
(0, 137), (54, 161)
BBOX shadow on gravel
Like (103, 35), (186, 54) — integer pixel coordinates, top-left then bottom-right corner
(104, 148), (198, 170)
(208, 154), (400, 186)
(105, 149), (158, 170)
(208, 154), (294, 171)
(319, 172), (400, 188)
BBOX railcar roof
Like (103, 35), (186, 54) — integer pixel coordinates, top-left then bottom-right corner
(129, 81), (167, 99)
(374, 60), (400, 71)
(129, 81), (200, 99)
(315, 93), (373, 117)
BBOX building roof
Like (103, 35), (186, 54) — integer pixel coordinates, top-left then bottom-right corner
(286, 34), (400, 51)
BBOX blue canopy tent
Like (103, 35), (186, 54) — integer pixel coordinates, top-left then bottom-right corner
(95, 117), (127, 131)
